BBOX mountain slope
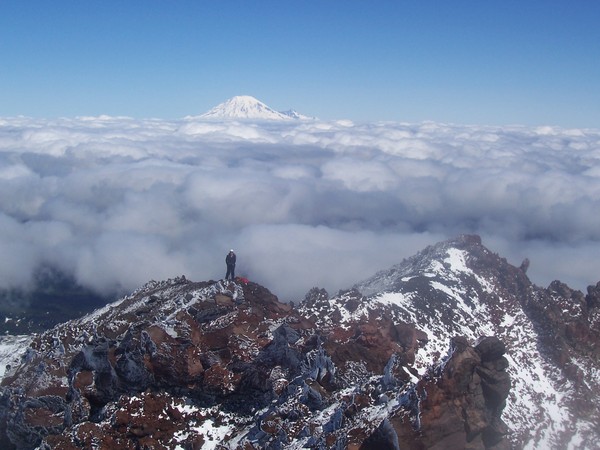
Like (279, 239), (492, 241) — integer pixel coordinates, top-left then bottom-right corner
(0, 236), (598, 449)
(199, 96), (294, 121)
(0, 280), (510, 448)
(279, 109), (315, 120)
(343, 235), (600, 448)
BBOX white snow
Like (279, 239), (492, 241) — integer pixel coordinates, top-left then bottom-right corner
(445, 248), (469, 272)
(186, 417), (234, 450)
(197, 96), (294, 121)
(0, 334), (32, 381)
(444, 247), (494, 293)
(373, 292), (419, 323)
(500, 313), (516, 328)
(172, 400), (199, 415)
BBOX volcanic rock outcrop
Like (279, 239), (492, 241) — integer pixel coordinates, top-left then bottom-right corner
(1, 235), (598, 449)
(1, 277), (509, 449)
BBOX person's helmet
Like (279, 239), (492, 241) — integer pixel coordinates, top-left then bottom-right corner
(230, 249), (234, 252)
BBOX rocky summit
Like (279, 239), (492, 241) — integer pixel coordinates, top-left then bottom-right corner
(0, 235), (599, 449)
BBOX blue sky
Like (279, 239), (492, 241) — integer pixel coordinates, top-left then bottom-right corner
(1, 1), (599, 127)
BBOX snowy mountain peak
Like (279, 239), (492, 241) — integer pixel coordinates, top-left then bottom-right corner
(279, 109), (315, 120)
(200, 95), (290, 120)
(199, 96), (310, 121)
(315, 234), (600, 449)
(354, 234), (488, 297)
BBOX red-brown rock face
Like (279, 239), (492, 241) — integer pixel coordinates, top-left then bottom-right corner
(0, 274), (511, 449)
(3, 235), (600, 448)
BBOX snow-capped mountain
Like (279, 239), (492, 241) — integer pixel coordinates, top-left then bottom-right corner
(1, 236), (598, 449)
(198, 96), (309, 121)
(338, 235), (599, 448)
(279, 109), (315, 120)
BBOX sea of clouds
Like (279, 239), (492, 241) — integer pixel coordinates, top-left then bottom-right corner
(0, 115), (599, 301)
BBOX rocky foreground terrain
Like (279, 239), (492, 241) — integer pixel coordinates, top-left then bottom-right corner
(1, 235), (598, 449)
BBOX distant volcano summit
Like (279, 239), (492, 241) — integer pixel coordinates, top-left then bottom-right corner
(199, 95), (312, 120)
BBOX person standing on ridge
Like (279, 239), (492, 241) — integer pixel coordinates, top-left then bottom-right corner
(225, 249), (236, 281)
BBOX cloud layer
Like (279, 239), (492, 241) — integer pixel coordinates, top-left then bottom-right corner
(1, 116), (599, 300)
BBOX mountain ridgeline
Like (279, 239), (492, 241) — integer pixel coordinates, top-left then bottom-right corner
(0, 235), (598, 449)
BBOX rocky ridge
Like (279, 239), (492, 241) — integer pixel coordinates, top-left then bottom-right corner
(0, 235), (598, 449)
(0, 281), (509, 448)
(346, 235), (600, 448)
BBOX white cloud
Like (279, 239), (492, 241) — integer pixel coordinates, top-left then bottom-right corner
(321, 158), (400, 192)
(0, 116), (599, 300)
(73, 231), (190, 294)
(234, 224), (442, 301)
